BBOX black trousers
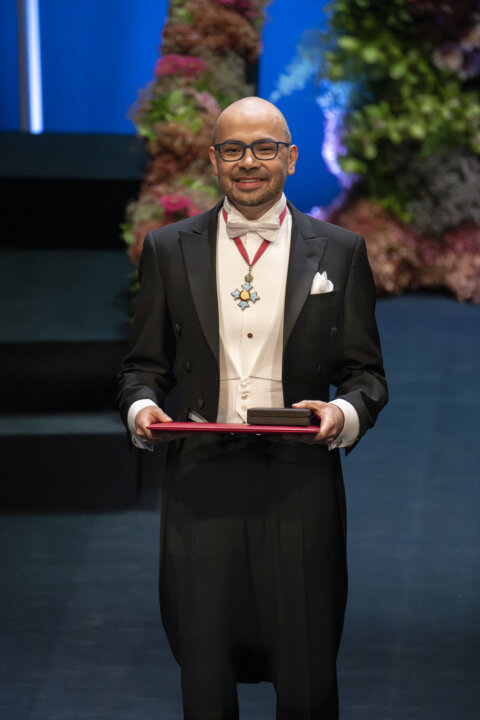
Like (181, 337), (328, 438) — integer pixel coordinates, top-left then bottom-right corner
(159, 436), (348, 720)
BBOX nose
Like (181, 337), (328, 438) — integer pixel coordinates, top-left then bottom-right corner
(239, 146), (259, 167)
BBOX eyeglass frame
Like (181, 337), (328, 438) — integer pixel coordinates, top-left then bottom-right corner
(214, 139), (291, 162)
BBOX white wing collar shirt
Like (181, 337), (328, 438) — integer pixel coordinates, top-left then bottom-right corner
(216, 193), (359, 449)
(216, 193), (290, 424)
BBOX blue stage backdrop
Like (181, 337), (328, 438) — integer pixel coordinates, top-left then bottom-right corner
(40, 0), (169, 134)
(1, 0), (339, 209)
(260, 0), (340, 209)
(1, 1), (20, 130)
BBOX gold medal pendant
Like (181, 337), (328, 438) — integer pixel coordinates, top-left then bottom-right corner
(231, 269), (260, 311)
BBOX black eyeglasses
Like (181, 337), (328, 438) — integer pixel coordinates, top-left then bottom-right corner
(214, 139), (290, 162)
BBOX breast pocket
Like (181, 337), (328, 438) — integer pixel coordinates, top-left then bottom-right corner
(303, 289), (340, 309)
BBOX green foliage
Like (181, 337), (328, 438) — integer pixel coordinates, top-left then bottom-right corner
(137, 88), (205, 141)
(322, 0), (480, 215)
(180, 176), (219, 197)
(203, 53), (254, 110)
(134, 53), (252, 143)
(169, 0), (193, 24)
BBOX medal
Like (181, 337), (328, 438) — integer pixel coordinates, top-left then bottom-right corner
(231, 275), (260, 311)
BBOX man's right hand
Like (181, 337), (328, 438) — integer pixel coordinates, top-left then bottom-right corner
(134, 406), (173, 449)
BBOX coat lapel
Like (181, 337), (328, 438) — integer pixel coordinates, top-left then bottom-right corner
(177, 201), (328, 361)
(283, 204), (328, 349)
(178, 203), (221, 364)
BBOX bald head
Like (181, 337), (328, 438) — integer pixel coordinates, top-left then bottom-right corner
(209, 95), (298, 219)
(212, 97), (291, 145)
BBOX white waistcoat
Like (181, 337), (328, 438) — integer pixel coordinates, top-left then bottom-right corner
(216, 195), (291, 423)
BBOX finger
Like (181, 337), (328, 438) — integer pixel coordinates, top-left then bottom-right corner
(144, 410), (172, 431)
(314, 419), (337, 442)
(292, 400), (328, 420)
(140, 424), (154, 442)
(138, 408), (172, 441)
(312, 430), (329, 445)
(137, 429), (153, 446)
(309, 411), (336, 442)
(292, 400), (319, 410)
(154, 409), (173, 423)
(135, 429), (155, 450)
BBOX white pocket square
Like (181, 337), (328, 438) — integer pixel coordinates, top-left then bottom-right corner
(310, 271), (334, 294)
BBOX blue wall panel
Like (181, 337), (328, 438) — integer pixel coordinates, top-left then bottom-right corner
(0, 1), (20, 130)
(259, 0), (340, 210)
(0, 0), (339, 210)
(40, 0), (168, 134)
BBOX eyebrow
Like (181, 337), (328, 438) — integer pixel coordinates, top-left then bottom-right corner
(217, 137), (281, 144)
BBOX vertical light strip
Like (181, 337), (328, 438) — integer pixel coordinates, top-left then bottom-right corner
(24, 0), (43, 133)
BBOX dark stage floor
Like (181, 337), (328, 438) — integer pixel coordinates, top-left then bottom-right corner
(1, 294), (479, 719)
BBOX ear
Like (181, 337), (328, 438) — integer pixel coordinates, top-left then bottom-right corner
(287, 144), (298, 176)
(209, 146), (219, 176)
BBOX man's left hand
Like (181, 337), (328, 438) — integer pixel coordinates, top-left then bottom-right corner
(292, 400), (345, 445)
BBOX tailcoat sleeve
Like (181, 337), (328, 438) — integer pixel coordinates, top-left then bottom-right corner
(331, 234), (388, 443)
(117, 233), (177, 427)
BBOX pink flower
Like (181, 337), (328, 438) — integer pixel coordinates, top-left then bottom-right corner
(158, 193), (202, 220)
(155, 54), (208, 78)
(192, 90), (221, 114)
(212, 0), (260, 15)
(154, 55), (182, 77)
(159, 193), (193, 215)
(180, 55), (208, 76)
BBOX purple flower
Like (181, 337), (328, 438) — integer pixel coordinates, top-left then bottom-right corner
(461, 51), (480, 78)
(432, 43), (464, 74)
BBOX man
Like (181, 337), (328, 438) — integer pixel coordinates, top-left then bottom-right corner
(118, 97), (388, 719)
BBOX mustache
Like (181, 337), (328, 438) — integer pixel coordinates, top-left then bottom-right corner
(233, 173), (267, 180)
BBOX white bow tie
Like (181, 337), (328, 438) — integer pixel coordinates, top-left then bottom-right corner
(225, 216), (281, 242)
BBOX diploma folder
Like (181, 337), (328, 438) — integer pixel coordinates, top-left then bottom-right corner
(148, 422), (318, 436)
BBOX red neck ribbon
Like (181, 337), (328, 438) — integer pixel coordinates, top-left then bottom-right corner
(222, 205), (287, 269)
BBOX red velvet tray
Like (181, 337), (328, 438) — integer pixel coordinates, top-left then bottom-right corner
(148, 421), (319, 435)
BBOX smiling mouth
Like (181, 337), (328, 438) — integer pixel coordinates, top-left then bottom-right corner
(234, 177), (265, 188)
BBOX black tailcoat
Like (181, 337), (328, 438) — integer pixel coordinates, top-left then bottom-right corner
(119, 200), (387, 434)
(118, 200), (388, 715)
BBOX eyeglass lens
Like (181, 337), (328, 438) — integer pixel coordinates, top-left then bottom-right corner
(219, 141), (280, 161)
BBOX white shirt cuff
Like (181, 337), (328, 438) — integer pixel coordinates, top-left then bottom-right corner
(328, 398), (360, 450)
(127, 399), (159, 449)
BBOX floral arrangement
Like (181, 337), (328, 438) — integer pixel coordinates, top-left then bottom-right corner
(312, 0), (480, 303)
(122, 0), (269, 265)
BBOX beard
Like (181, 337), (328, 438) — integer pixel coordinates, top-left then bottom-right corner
(219, 172), (287, 211)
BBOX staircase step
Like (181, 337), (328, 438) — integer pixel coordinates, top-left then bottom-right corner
(0, 412), (138, 511)
(1, 249), (132, 412)
(0, 249), (132, 342)
(1, 340), (127, 412)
